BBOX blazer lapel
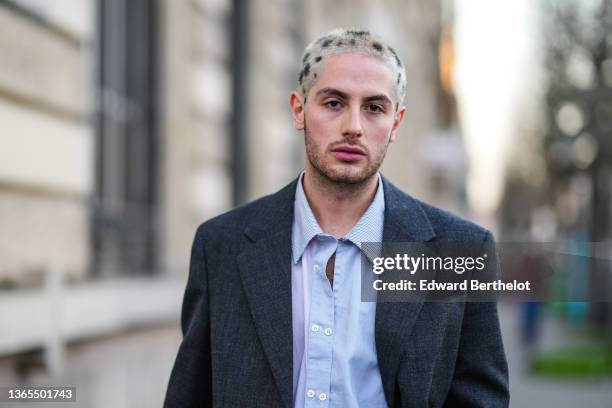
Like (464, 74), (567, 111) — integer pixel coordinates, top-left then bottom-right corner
(237, 180), (297, 408)
(376, 176), (436, 407)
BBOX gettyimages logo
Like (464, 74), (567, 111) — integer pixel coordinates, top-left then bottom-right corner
(372, 252), (488, 275)
(360, 241), (608, 302)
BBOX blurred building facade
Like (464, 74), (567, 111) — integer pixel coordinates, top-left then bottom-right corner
(0, 0), (93, 285)
(0, 0), (461, 395)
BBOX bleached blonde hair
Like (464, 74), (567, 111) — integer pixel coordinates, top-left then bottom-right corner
(298, 28), (407, 110)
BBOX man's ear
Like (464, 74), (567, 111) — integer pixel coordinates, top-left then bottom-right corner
(389, 106), (406, 143)
(289, 91), (305, 130)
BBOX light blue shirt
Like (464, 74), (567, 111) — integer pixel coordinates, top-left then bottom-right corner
(291, 172), (388, 407)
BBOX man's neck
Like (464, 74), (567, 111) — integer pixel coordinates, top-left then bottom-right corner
(302, 168), (379, 239)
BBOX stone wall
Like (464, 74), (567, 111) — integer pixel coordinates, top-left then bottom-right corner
(0, 1), (94, 283)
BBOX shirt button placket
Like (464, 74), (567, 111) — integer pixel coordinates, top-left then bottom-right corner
(305, 248), (334, 407)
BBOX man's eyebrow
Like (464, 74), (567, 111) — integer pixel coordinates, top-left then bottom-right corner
(315, 88), (393, 106)
(363, 94), (393, 105)
(315, 87), (349, 100)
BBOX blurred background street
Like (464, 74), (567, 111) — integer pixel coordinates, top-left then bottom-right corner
(1, 0), (611, 406)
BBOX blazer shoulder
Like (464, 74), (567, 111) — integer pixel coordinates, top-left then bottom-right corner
(194, 178), (297, 241)
(382, 175), (491, 243)
(412, 197), (492, 242)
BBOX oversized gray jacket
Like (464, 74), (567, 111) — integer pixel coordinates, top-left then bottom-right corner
(164, 176), (509, 407)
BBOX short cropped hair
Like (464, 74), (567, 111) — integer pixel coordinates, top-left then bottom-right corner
(298, 28), (407, 110)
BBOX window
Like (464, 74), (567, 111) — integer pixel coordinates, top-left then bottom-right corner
(92, 0), (159, 276)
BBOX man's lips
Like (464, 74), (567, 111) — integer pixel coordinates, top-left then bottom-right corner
(331, 145), (366, 162)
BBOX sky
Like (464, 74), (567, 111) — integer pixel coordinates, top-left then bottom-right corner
(454, 0), (543, 215)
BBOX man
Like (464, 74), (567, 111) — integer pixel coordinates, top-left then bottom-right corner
(165, 28), (509, 407)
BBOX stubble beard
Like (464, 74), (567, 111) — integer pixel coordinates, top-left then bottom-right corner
(303, 123), (389, 191)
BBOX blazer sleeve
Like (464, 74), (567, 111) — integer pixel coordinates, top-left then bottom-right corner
(164, 225), (213, 408)
(443, 231), (510, 407)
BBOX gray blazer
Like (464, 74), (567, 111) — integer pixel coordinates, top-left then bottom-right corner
(164, 176), (509, 407)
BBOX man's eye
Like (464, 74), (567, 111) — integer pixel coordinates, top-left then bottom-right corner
(366, 104), (384, 113)
(325, 100), (342, 109)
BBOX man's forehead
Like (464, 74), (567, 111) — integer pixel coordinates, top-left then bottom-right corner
(322, 52), (393, 75)
(298, 28), (407, 107)
(313, 53), (396, 100)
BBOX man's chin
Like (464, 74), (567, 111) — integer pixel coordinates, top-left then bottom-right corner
(321, 166), (375, 185)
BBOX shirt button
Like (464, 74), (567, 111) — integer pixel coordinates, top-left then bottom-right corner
(306, 389), (316, 398)
(324, 327), (333, 336)
(319, 393), (327, 401)
(311, 324), (320, 332)
(313, 264), (320, 272)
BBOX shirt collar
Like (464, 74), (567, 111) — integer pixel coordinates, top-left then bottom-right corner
(291, 171), (385, 264)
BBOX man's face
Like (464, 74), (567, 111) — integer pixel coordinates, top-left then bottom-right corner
(290, 52), (406, 185)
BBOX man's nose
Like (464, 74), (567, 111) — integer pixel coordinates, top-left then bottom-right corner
(341, 105), (363, 138)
